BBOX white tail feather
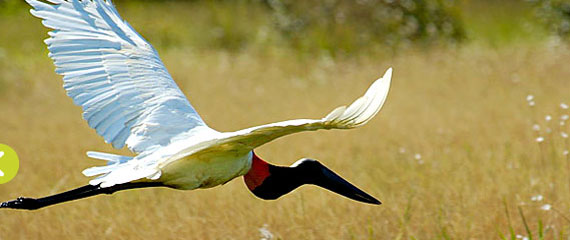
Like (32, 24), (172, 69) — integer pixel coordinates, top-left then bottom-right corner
(86, 151), (133, 164)
(83, 151), (134, 178)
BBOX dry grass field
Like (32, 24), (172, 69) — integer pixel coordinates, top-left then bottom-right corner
(1, 1), (570, 239)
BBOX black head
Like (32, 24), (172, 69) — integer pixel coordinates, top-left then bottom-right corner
(244, 155), (381, 205)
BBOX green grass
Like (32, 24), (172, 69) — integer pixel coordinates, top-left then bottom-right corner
(461, 0), (550, 47)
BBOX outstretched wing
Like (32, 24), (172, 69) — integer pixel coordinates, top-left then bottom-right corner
(27, 0), (210, 153)
(222, 68), (392, 149)
(167, 68), (392, 163)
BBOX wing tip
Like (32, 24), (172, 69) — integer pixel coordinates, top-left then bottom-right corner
(356, 67), (393, 125)
(384, 67), (393, 80)
(379, 67), (392, 97)
(375, 67), (392, 91)
(324, 67), (393, 128)
(381, 67), (393, 89)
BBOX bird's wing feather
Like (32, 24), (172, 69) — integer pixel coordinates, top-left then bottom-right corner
(26, 0), (210, 153)
(169, 68), (392, 161)
(225, 68), (391, 149)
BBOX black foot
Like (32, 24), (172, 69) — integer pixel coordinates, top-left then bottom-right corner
(1, 197), (41, 210)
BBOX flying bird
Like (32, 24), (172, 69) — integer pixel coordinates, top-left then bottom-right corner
(1, 0), (392, 210)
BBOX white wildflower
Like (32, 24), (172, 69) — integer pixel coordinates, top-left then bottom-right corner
(546, 115), (552, 121)
(562, 114), (569, 121)
(541, 204), (552, 211)
(563, 150), (569, 156)
(562, 121), (566, 126)
(531, 194), (543, 202)
(532, 124), (540, 131)
(561, 103), (569, 109)
(516, 234), (523, 239)
(526, 95), (534, 102)
(562, 132), (569, 138)
(414, 153), (422, 160)
(259, 224), (274, 240)
(536, 137), (545, 142)
(528, 101), (536, 107)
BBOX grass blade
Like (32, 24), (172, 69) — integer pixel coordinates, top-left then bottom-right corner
(518, 206), (533, 240)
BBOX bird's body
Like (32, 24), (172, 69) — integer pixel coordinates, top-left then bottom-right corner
(158, 149), (253, 190)
(1, 0), (392, 210)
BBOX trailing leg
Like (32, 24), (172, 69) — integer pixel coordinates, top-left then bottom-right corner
(0, 182), (165, 210)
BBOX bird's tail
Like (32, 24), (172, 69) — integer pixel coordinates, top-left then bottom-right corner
(86, 151), (133, 163)
(82, 151), (162, 188)
(82, 151), (133, 177)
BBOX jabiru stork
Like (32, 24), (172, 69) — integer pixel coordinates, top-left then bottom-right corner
(1, 0), (392, 210)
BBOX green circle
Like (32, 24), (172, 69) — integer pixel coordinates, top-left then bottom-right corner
(0, 144), (19, 184)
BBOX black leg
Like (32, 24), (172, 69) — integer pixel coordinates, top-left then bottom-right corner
(1, 182), (165, 210)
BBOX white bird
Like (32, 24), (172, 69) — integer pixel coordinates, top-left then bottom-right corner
(1, 0), (392, 210)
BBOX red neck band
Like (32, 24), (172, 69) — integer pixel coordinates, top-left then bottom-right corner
(244, 152), (270, 191)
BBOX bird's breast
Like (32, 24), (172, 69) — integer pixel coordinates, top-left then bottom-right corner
(157, 151), (253, 190)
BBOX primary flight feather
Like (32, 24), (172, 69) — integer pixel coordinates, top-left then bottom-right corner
(1, 0), (392, 210)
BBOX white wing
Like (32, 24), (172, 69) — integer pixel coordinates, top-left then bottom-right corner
(166, 68), (392, 163)
(26, 0), (210, 153)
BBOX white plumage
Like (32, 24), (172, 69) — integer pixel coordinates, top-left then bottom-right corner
(28, 0), (207, 153)
(26, 0), (392, 190)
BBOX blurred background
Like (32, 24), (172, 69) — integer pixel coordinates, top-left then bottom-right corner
(1, 0), (569, 59)
(0, 0), (570, 239)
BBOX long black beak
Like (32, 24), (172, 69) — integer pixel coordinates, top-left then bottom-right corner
(310, 161), (381, 204)
(247, 158), (381, 205)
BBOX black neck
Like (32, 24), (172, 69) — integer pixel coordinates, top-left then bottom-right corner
(250, 164), (306, 200)
(249, 159), (381, 205)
